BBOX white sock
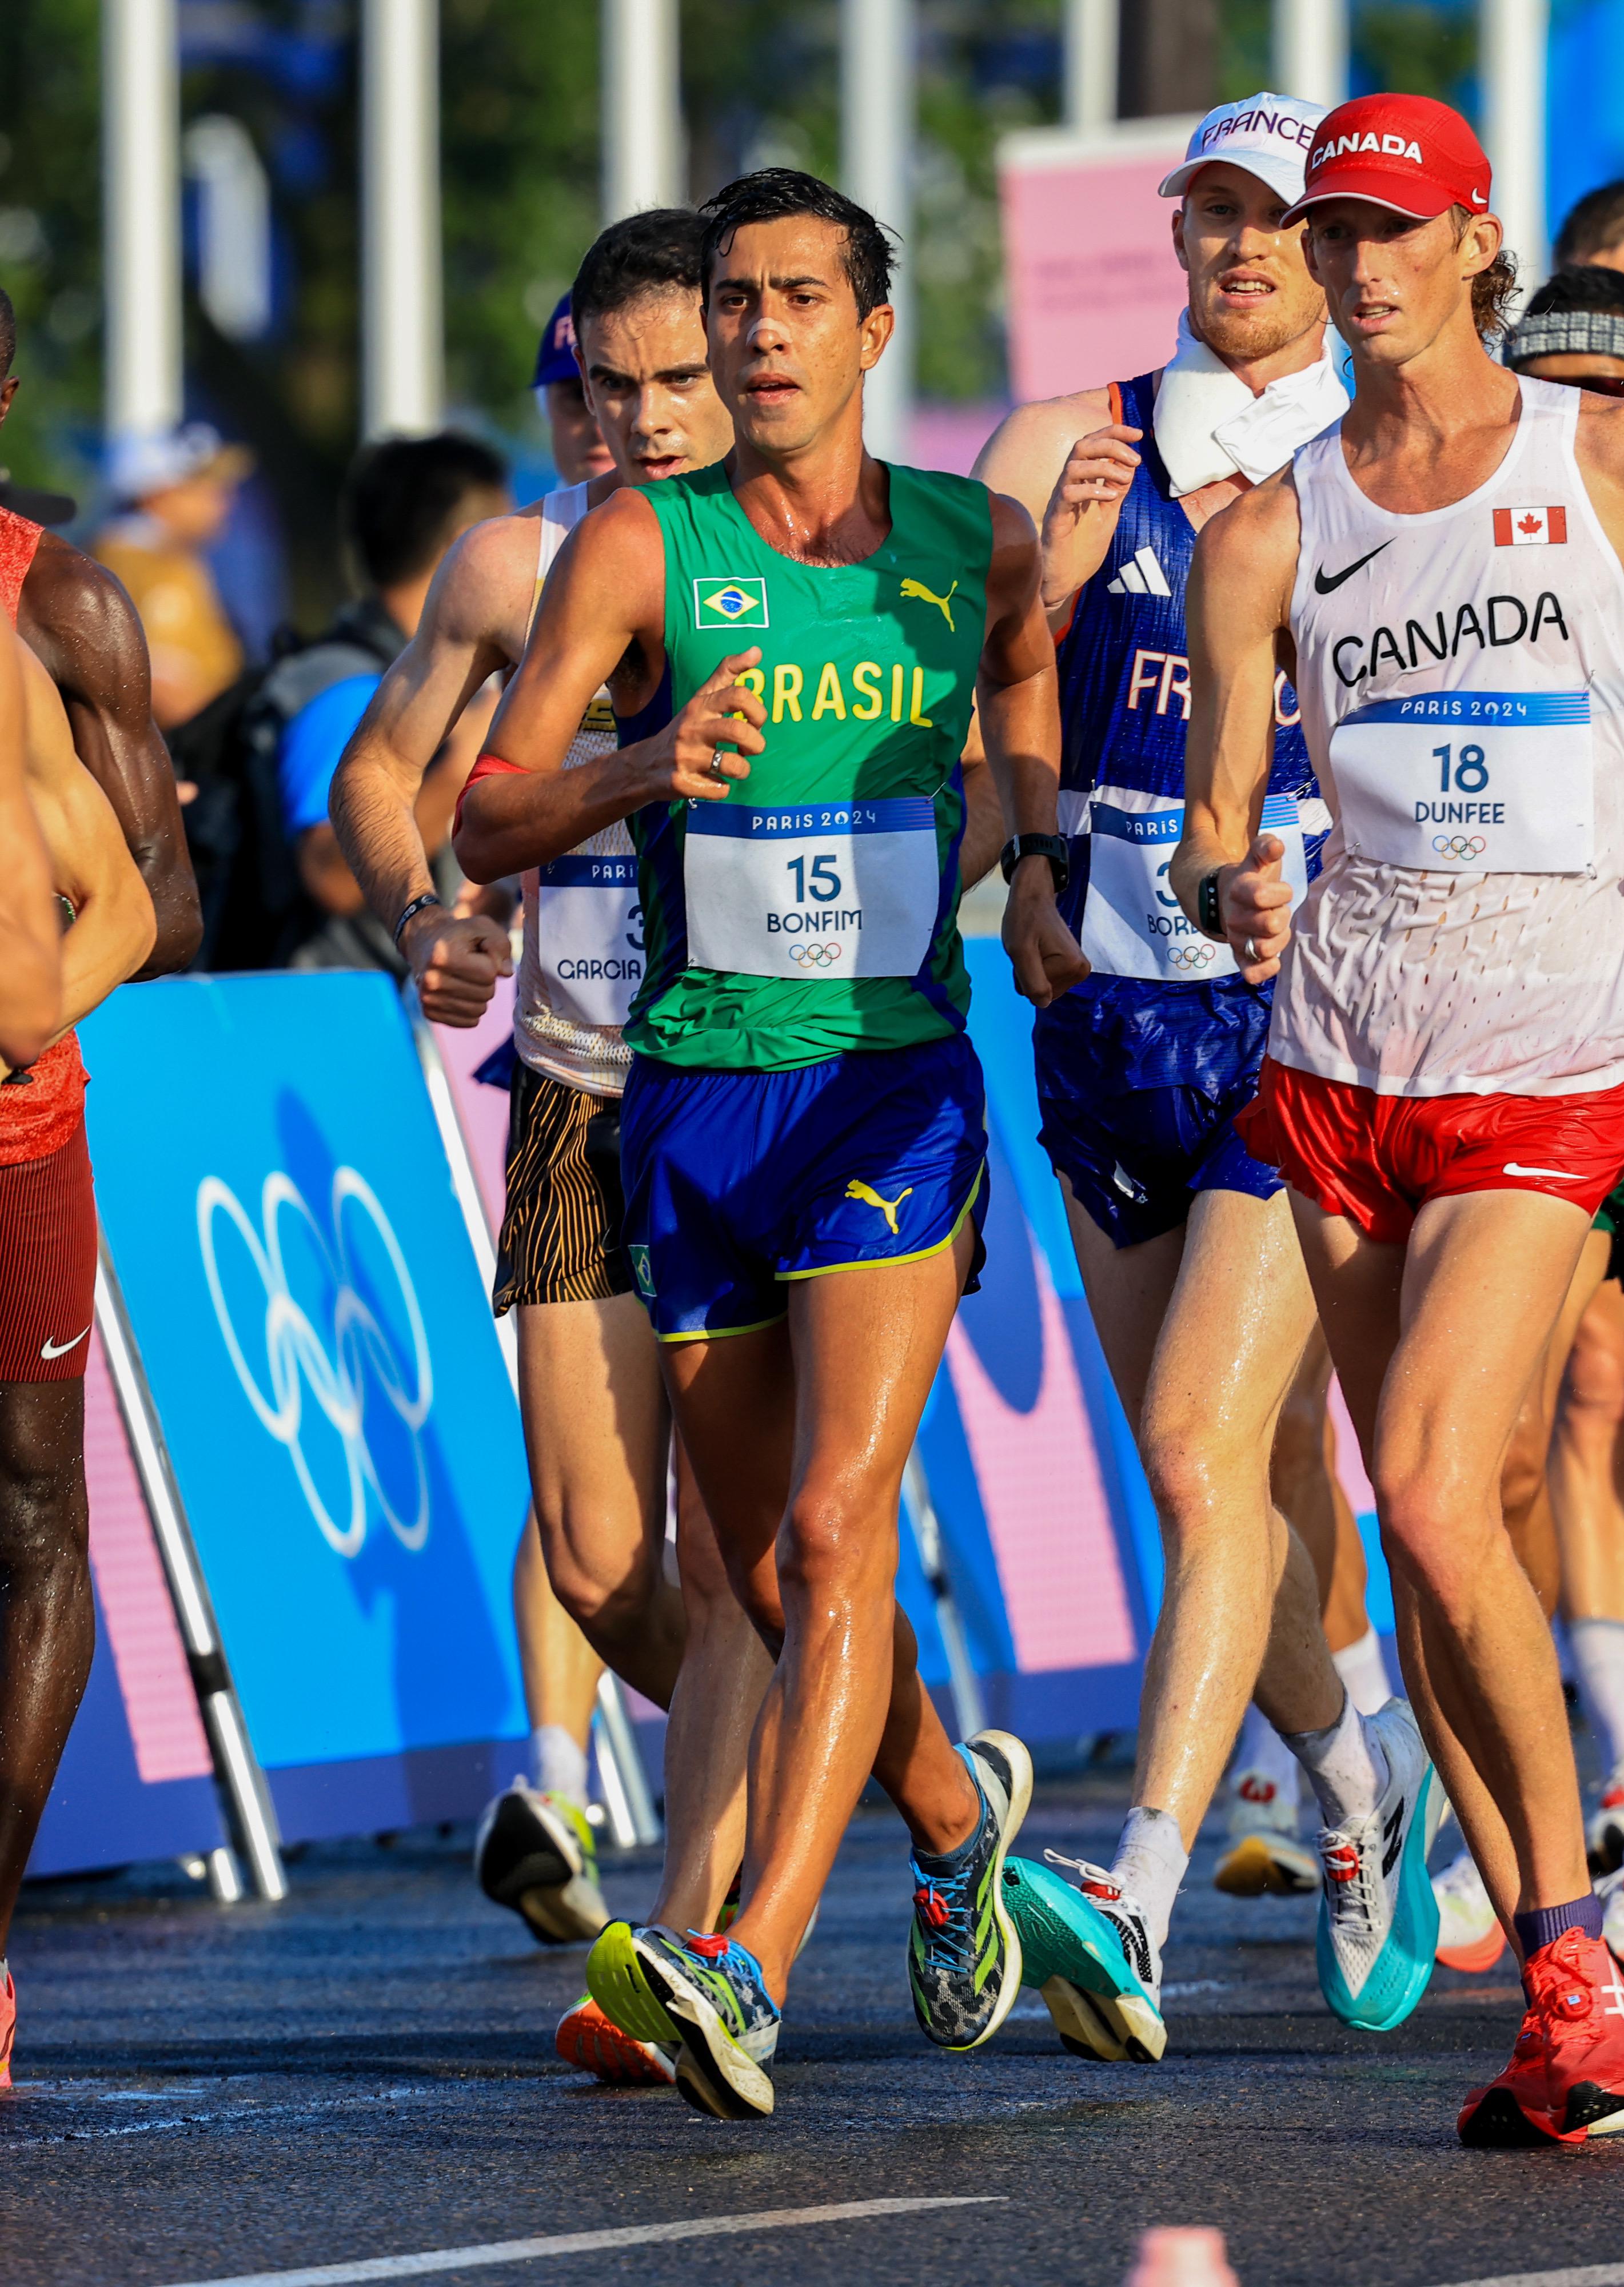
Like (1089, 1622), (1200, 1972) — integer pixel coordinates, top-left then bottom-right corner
(1571, 1619), (1624, 1781)
(1233, 1701), (1301, 1809)
(1332, 1625), (1393, 1717)
(1110, 1806), (1188, 1954)
(530, 1724), (588, 1811)
(1283, 1688), (1389, 1830)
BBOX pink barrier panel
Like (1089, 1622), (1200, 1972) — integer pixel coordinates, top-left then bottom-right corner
(431, 972), (517, 1234)
(999, 136), (1190, 403)
(84, 1333), (212, 1784)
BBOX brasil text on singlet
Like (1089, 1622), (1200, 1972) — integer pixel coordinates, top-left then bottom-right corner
(620, 460), (991, 1071)
(1278, 374), (1624, 1097)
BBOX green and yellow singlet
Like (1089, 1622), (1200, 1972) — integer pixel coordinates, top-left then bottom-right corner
(621, 459), (994, 1072)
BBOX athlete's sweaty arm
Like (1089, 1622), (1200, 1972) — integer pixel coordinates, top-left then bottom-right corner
(15, 641), (155, 1055)
(1172, 475), (1301, 985)
(19, 536), (200, 975)
(453, 488), (767, 883)
(978, 490), (1089, 1007)
(0, 616), (61, 1068)
(330, 515), (520, 1022)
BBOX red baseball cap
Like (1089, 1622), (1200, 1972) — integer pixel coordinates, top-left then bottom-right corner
(1282, 93), (1492, 225)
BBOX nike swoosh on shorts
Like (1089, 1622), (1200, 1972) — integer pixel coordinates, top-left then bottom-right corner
(1501, 1164), (1579, 1180)
(39, 1327), (90, 1360)
(1313, 541), (1394, 595)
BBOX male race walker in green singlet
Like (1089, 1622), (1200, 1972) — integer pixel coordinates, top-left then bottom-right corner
(456, 168), (1085, 2119)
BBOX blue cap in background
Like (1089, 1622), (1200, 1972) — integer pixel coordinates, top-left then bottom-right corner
(532, 293), (580, 390)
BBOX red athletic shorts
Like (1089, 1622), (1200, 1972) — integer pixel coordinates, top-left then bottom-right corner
(0, 1116), (97, 1384)
(1236, 1057), (1624, 1246)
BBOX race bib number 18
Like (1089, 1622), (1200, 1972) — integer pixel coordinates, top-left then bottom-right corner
(1330, 690), (1593, 872)
(684, 797), (940, 980)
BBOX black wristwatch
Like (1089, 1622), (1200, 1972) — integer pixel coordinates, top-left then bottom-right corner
(1196, 869), (1227, 942)
(1000, 832), (1070, 895)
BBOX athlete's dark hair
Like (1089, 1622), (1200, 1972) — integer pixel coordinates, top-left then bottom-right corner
(1555, 178), (1624, 270)
(341, 431), (509, 591)
(1522, 262), (1624, 320)
(570, 209), (706, 338)
(1449, 206), (1519, 341)
(0, 288), (15, 380)
(698, 168), (895, 319)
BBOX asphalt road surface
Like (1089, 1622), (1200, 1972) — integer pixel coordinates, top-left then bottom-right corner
(7, 1769), (1624, 2287)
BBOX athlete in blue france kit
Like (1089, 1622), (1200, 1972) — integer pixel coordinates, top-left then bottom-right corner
(979, 95), (1437, 2065)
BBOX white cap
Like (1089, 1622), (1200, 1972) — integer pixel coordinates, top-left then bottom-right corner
(106, 421), (252, 504)
(1158, 92), (1328, 206)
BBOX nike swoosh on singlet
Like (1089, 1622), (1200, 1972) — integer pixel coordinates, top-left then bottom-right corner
(1502, 1164), (1579, 1180)
(1313, 541), (1394, 595)
(39, 1326), (90, 1360)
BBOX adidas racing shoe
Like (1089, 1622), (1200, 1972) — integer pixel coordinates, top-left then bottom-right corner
(907, 1730), (1032, 2051)
(1213, 1769), (1318, 1899)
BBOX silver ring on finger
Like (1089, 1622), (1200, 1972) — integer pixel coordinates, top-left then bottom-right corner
(709, 746), (729, 781)
(1243, 935), (1259, 965)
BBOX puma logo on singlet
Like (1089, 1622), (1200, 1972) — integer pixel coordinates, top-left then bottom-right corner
(900, 578), (957, 631)
(845, 1179), (914, 1234)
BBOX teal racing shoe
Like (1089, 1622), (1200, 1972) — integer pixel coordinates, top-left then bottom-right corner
(1003, 1851), (1167, 2063)
(1315, 1697), (1439, 2032)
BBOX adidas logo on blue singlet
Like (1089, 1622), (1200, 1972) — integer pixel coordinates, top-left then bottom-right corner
(1107, 545), (1172, 599)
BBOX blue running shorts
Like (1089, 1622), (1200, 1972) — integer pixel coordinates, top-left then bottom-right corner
(619, 1034), (989, 1341)
(1033, 981), (1280, 1250)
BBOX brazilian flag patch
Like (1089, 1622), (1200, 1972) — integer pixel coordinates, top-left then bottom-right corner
(692, 576), (769, 631)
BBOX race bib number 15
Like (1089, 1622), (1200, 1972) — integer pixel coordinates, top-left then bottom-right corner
(683, 797), (940, 980)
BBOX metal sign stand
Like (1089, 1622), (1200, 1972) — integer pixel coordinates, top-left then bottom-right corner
(409, 999), (661, 1848)
(95, 1245), (288, 1904)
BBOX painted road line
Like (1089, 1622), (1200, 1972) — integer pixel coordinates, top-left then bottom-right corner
(1442, 2267), (1624, 2286)
(165, 2196), (1007, 2287)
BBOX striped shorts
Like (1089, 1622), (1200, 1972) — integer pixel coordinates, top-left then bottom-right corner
(493, 1061), (634, 1313)
(0, 1115), (97, 1381)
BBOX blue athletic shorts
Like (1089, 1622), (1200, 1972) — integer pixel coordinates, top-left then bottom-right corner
(619, 1034), (989, 1341)
(1033, 980), (1280, 1250)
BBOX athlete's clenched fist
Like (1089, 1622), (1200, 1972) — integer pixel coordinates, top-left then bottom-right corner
(641, 646), (768, 803)
(1040, 423), (1144, 618)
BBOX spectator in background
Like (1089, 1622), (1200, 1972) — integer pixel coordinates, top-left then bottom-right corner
(1554, 180), (1624, 273)
(273, 431), (510, 973)
(1506, 265), (1624, 393)
(93, 425), (252, 728)
(532, 292), (615, 483)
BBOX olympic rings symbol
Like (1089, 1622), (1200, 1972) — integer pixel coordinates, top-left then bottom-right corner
(1168, 942), (1219, 971)
(1432, 835), (1488, 860)
(789, 942), (844, 967)
(197, 1168), (433, 1560)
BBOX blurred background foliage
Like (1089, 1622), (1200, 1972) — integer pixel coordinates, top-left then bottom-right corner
(0, 0), (1487, 623)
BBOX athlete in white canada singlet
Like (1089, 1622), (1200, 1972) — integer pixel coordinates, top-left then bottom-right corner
(1177, 91), (1624, 2145)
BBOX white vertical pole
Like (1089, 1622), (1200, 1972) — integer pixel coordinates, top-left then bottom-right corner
(840, 0), (915, 462)
(1064, 0), (1119, 133)
(1481, 0), (1550, 286)
(1271, 0), (1349, 107)
(361, 0), (444, 439)
(103, 0), (182, 441)
(601, 0), (684, 222)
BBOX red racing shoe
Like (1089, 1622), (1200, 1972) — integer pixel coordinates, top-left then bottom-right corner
(1458, 2001), (1577, 2146)
(554, 1994), (675, 2087)
(1530, 1927), (1624, 2139)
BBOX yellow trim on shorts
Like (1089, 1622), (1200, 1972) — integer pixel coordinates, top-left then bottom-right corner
(655, 1309), (789, 1347)
(775, 1164), (985, 1283)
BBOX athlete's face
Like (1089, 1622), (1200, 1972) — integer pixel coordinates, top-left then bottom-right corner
(704, 216), (893, 456)
(577, 290), (733, 484)
(1304, 199), (1502, 368)
(1174, 165), (1326, 366)
(544, 377), (615, 485)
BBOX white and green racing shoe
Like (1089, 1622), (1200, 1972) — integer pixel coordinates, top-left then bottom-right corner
(473, 1779), (608, 1946)
(1003, 1850), (1166, 2062)
(1315, 1698), (1439, 2031)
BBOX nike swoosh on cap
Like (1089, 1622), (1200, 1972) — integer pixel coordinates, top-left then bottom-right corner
(1313, 541), (1393, 595)
(1502, 1164), (1579, 1180)
(39, 1326), (90, 1360)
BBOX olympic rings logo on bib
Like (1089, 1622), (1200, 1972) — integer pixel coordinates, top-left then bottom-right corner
(1433, 835), (1489, 861)
(1168, 942), (1220, 973)
(790, 942), (844, 968)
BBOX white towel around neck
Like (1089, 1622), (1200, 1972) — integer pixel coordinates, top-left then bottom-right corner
(1151, 310), (1350, 497)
